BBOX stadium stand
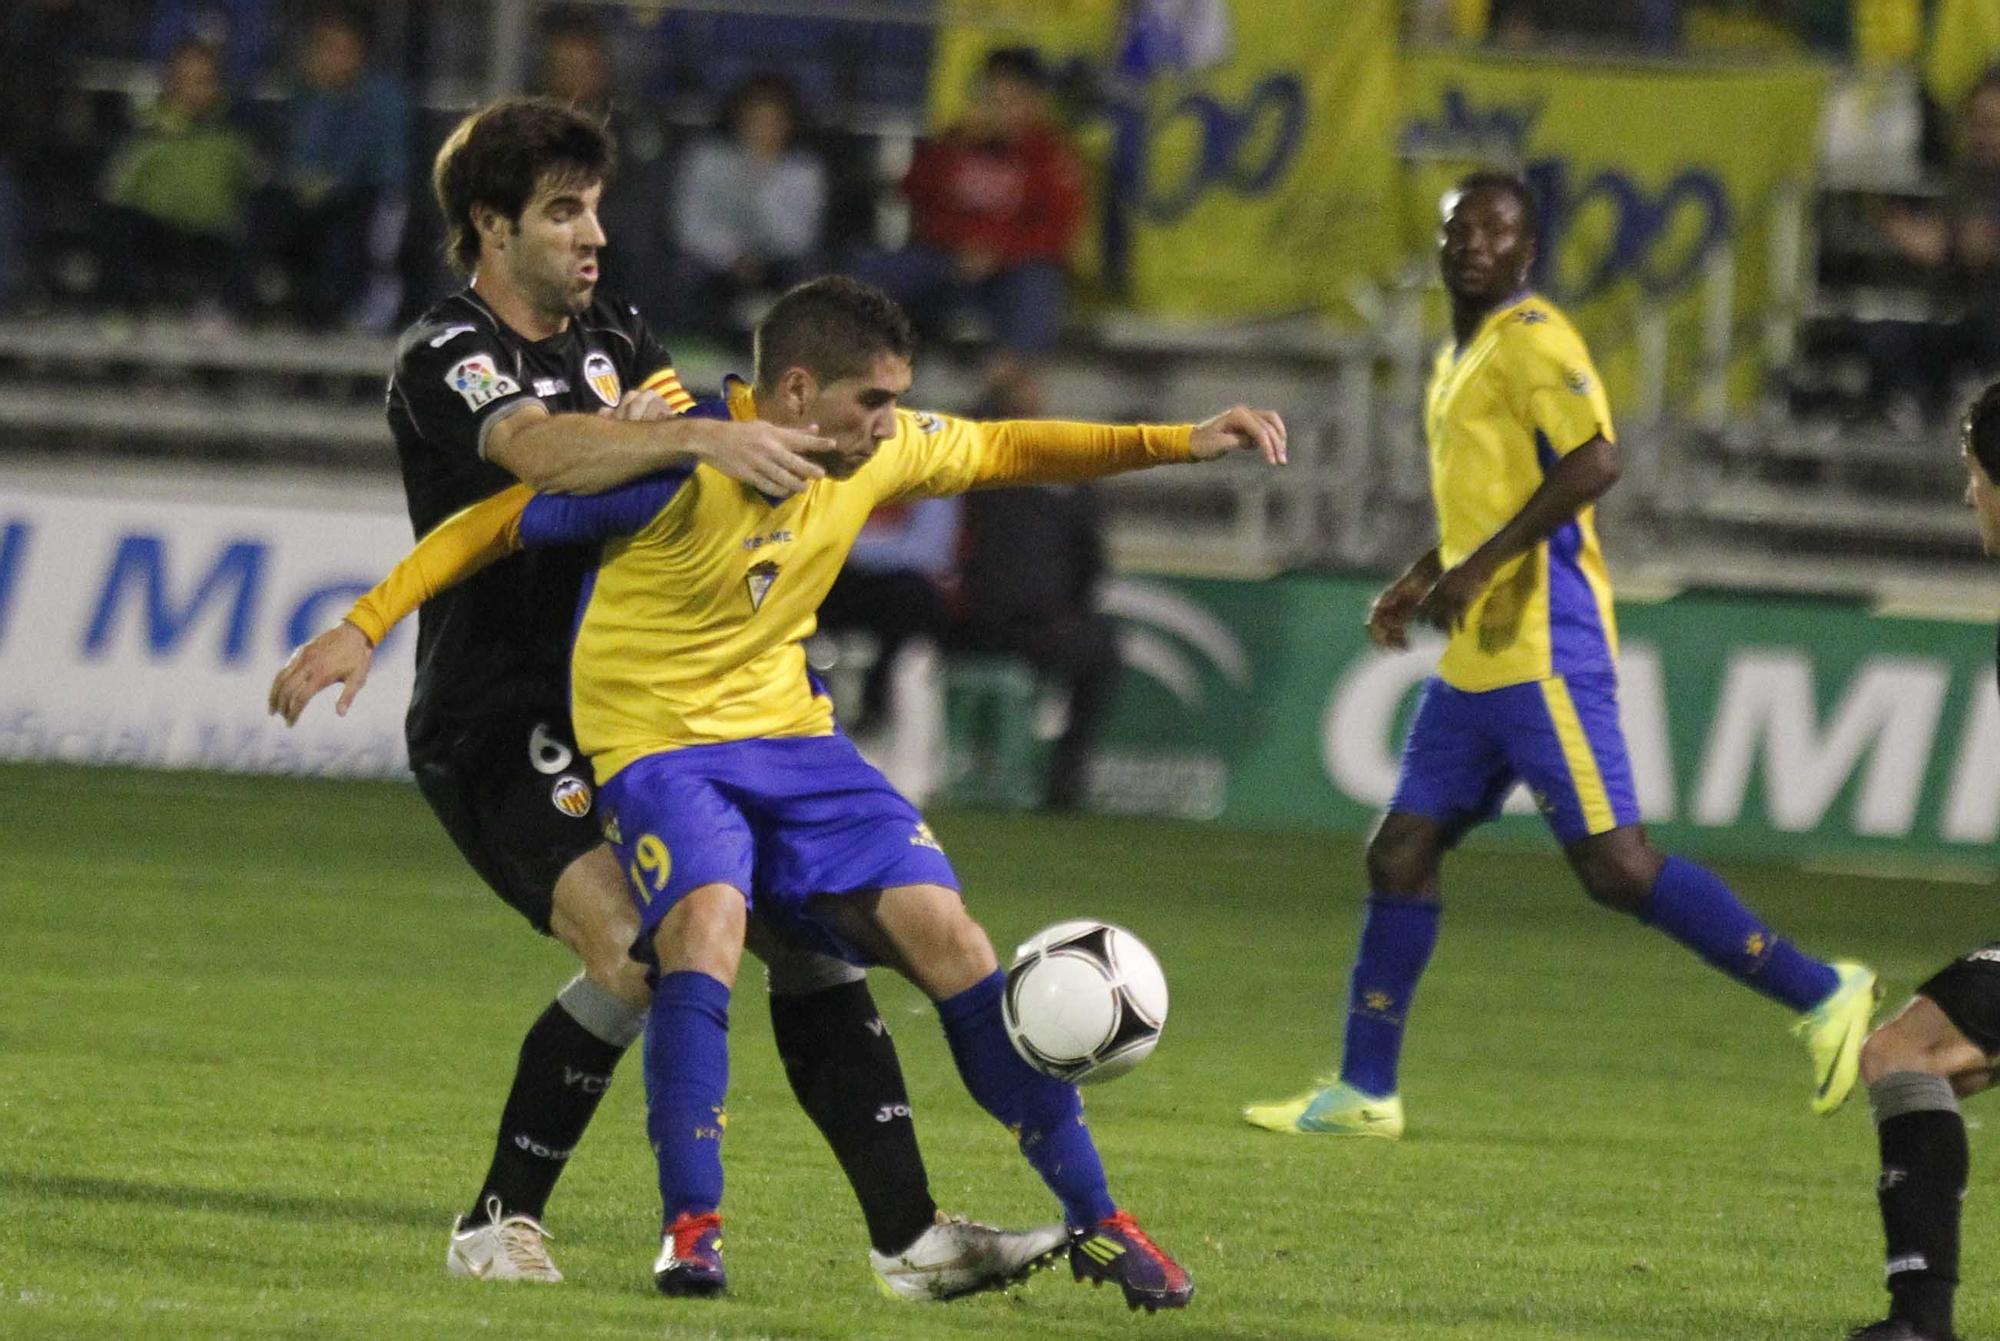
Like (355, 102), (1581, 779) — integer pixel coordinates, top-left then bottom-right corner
(3, 0), (1994, 597)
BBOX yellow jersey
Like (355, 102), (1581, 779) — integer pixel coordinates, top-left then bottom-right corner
(346, 384), (1191, 780)
(1424, 293), (1618, 692)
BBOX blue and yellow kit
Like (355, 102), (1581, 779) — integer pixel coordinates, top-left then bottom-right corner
(346, 381), (1189, 779)
(1425, 293), (1618, 692)
(1392, 293), (1639, 844)
(344, 383), (1191, 944)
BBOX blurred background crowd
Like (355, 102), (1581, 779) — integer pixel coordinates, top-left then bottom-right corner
(10, 1), (1996, 385)
(10, 0), (2000, 808)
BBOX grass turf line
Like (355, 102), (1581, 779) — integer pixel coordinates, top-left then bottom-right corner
(1, 764), (1990, 1340)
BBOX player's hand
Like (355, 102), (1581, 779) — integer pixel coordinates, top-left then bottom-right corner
(688, 418), (832, 497)
(1415, 561), (1490, 634)
(600, 388), (673, 421)
(1188, 406), (1287, 465)
(1366, 573), (1429, 651)
(268, 620), (374, 726)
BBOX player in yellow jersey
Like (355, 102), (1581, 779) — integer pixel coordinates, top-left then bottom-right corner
(266, 97), (1068, 1303)
(275, 275), (1285, 1309)
(1243, 171), (1878, 1140)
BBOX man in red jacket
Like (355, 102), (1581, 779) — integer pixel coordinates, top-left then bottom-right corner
(857, 47), (1085, 362)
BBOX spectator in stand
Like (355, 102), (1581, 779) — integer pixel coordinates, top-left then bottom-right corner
(535, 9), (676, 323)
(949, 479), (1120, 814)
(819, 496), (962, 738)
(942, 375), (1120, 813)
(854, 47), (1085, 388)
(673, 73), (827, 342)
(251, 3), (409, 329)
(147, 0), (275, 91)
(1866, 70), (2000, 419)
(99, 39), (259, 322)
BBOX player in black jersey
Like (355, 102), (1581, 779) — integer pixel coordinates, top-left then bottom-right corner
(271, 97), (1064, 1298)
(1845, 383), (2000, 1341)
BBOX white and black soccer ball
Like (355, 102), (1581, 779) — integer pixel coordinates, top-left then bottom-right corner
(1001, 919), (1168, 1085)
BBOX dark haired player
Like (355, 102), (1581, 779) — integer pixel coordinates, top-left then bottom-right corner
(1844, 384), (2000, 1341)
(281, 273), (1288, 1309)
(271, 98), (1064, 1299)
(1244, 170), (1877, 1138)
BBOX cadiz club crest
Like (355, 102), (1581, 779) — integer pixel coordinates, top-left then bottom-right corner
(746, 561), (779, 611)
(583, 350), (620, 407)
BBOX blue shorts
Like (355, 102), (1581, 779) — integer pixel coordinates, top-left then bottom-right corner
(598, 734), (959, 966)
(1386, 673), (1641, 846)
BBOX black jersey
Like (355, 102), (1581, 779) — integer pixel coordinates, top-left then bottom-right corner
(385, 289), (680, 755)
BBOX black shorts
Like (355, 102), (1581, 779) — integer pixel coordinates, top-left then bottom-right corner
(411, 711), (602, 934)
(1918, 944), (2000, 1055)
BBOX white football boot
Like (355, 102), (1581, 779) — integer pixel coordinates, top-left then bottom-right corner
(445, 1195), (563, 1282)
(870, 1212), (1070, 1301)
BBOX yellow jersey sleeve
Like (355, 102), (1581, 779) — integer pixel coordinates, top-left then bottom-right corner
(638, 366), (698, 414)
(344, 484), (531, 644)
(1506, 320), (1615, 454)
(878, 409), (1193, 503)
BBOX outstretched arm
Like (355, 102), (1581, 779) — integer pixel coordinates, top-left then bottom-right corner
(968, 405), (1287, 489)
(268, 466), (693, 725)
(487, 399), (834, 498)
(1416, 435), (1618, 633)
(267, 484), (534, 724)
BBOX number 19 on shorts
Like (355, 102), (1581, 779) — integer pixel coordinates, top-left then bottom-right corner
(626, 832), (671, 903)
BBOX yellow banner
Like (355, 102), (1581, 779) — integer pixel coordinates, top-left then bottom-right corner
(930, 0), (1399, 319)
(1400, 52), (1828, 411)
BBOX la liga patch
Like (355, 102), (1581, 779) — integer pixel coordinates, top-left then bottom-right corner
(446, 354), (521, 411)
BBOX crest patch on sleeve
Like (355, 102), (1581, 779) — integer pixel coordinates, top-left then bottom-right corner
(445, 354), (521, 411)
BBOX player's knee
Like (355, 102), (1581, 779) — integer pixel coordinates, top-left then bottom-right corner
(1860, 1020), (1934, 1085)
(581, 947), (651, 1010)
(934, 908), (998, 990)
(655, 884), (748, 984)
(1578, 863), (1650, 914)
(554, 901), (650, 1005)
(1572, 843), (1659, 914)
(1365, 828), (1437, 894)
(903, 899), (998, 999)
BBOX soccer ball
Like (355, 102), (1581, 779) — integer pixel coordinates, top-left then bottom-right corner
(1001, 920), (1168, 1085)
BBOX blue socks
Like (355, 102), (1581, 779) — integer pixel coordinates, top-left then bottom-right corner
(1640, 855), (1838, 1011)
(937, 971), (1116, 1228)
(645, 970), (731, 1222)
(1338, 894), (1442, 1099)
(1333, 858), (1837, 1105)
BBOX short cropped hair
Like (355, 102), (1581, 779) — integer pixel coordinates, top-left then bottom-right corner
(432, 97), (614, 274)
(1964, 379), (2000, 484)
(309, 1), (372, 45)
(982, 46), (1047, 88)
(1453, 169), (1539, 240)
(754, 276), (916, 391)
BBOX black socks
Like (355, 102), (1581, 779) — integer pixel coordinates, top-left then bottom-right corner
(771, 979), (938, 1254)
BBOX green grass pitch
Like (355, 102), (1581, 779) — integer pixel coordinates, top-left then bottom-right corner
(3, 762), (1993, 1340)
